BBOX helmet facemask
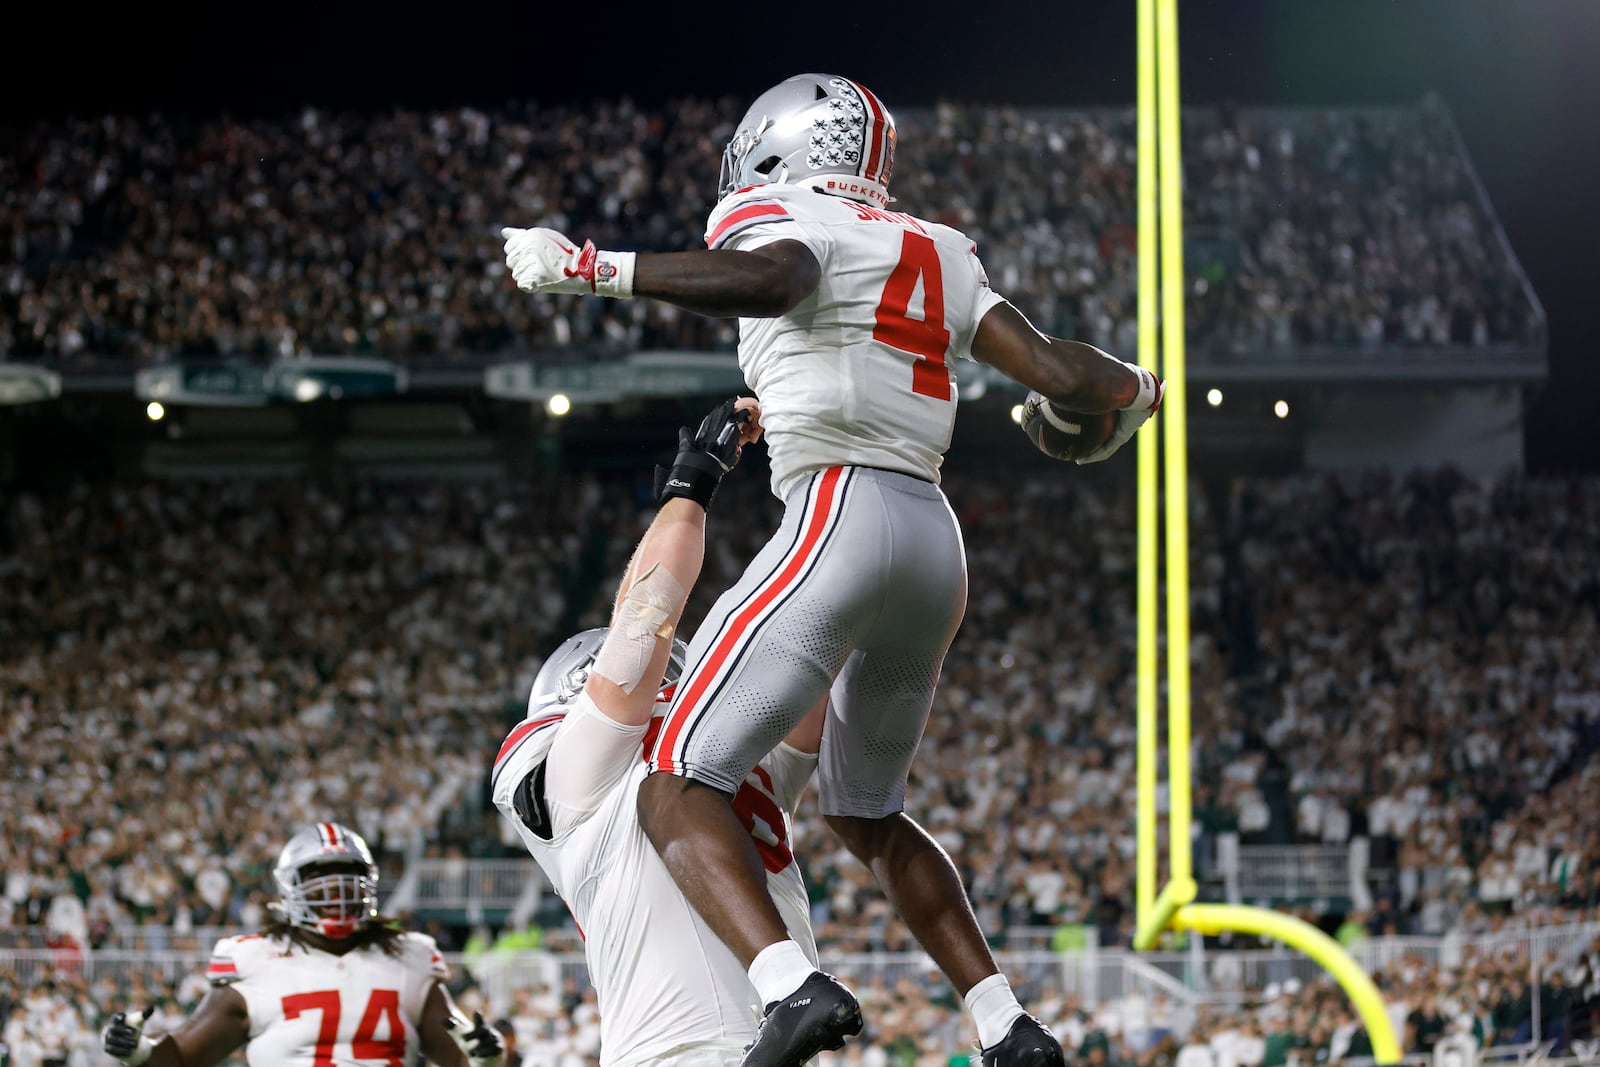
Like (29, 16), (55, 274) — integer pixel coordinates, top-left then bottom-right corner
(719, 116), (780, 200)
(279, 860), (378, 940)
(555, 660), (591, 704)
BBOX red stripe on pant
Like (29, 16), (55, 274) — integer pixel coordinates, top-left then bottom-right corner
(654, 467), (846, 774)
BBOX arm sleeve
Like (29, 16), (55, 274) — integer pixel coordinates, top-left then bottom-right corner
(541, 691), (649, 835)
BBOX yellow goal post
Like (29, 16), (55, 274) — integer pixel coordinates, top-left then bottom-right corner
(1128, 2), (1400, 1061)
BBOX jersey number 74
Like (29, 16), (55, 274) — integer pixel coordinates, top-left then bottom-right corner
(282, 989), (406, 1066)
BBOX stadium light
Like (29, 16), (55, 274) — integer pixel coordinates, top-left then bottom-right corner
(546, 393), (572, 417)
(1206, 388), (1223, 408)
(1009, 404), (1025, 425)
(146, 401), (165, 421)
(1273, 400), (1290, 419)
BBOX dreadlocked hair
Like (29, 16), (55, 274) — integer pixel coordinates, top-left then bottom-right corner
(261, 913), (411, 958)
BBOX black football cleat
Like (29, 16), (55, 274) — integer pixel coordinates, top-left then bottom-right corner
(741, 971), (864, 1067)
(980, 1015), (1067, 1067)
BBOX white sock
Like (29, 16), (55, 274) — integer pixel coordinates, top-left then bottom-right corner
(748, 940), (817, 1008)
(965, 973), (1026, 1049)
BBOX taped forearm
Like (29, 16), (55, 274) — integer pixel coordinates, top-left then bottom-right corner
(593, 562), (685, 695)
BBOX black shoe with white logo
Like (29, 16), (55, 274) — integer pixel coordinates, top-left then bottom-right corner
(741, 971), (864, 1067)
(980, 1015), (1067, 1067)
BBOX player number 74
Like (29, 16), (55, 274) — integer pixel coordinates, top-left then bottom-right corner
(281, 989), (406, 1067)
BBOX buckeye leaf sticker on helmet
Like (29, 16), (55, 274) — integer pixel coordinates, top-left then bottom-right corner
(719, 74), (897, 208)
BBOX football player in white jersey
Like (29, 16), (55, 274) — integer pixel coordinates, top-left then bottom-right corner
(100, 823), (503, 1067)
(491, 396), (826, 1067)
(500, 73), (1164, 1067)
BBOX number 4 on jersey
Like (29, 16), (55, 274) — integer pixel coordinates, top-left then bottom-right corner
(873, 230), (952, 401)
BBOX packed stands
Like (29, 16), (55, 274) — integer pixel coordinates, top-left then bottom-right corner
(5, 928), (1599, 1064)
(0, 99), (1537, 368)
(3, 468), (1596, 954)
(3, 464), (1597, 1061)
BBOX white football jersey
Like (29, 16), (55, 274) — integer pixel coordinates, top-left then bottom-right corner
(704, 183), (1007, 499)
(491, 704), (818, 1067)
(206, 930), (448, 1067)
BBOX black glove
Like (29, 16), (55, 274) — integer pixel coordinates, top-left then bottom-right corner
(653, 396), (751, 510)
(102, 1007), (155, 1065)
(447, 1010), (506, 1065)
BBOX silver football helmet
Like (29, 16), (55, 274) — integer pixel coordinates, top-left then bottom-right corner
(528, 627), (689, 713)
(718, 74), (897, 206)
(273, 823), (379, 940)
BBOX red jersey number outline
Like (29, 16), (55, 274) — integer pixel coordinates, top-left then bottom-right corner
(281, 989), (405, 1066)
(872, 230), (953, 400)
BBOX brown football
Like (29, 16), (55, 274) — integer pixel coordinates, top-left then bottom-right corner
(1019, 393), (1116, 462)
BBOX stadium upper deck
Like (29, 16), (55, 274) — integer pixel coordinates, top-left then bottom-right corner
(0, 100), (1542, 377)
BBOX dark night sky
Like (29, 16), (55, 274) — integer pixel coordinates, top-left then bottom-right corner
(10, 0), (1598, 471)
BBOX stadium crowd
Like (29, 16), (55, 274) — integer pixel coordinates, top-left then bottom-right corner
(1222, 472), (1600, 932)
(1, 98), (1536, 368)
(0, 475), (617, 953)
(778, 468), (1600, 953)
(3, 465), (1597, 1063)
(6, 934), (1599, 1065)
(0, 55), (1568, 1067)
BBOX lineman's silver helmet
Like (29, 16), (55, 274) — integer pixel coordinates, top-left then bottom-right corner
(527, 628), (690, 714)
(273, 823), (379, 940)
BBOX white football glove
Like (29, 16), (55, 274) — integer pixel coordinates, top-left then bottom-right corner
(501, 227), (635, 298)
(1074, 362), (1165, 465)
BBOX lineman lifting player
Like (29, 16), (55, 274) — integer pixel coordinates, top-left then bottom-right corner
(501, 71), (1163, 1067)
